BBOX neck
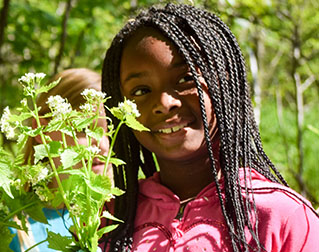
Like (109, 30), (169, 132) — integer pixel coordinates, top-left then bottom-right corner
(158, 143), (220, 201)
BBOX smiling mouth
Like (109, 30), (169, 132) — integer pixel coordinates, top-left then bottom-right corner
(157, 123), (188, 134)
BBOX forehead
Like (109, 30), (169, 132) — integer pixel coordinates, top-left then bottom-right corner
(120, 27), (184, 74)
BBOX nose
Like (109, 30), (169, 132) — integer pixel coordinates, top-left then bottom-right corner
(152, 91), (182, 115)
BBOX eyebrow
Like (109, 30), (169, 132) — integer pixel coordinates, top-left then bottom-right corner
(123, 72), (148, 84)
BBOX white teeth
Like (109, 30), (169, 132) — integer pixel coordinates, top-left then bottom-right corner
(158, 124), (187, 134)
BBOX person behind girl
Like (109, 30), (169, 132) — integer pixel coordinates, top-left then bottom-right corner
(10, 68), (109, 252)
(100, 3), (319, 252)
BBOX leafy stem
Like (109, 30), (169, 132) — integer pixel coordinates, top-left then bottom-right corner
(31, 95), (82, 241)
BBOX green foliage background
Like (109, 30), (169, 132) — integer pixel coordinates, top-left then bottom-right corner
(0, 0), (318, 207)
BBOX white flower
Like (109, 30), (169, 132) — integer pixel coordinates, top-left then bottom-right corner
(30, 167), (49, 185)
(34, 187), (49, 201)
(0, 106), (16, 139)
(81, 89), (106, 102)
(20, 98), (28, 107)
(86, 146), (101, 155)
(69, 203), (81, 216)
(11, 179), (22, 190)
(38, 167), (49, 182)
(79, 103), (95, 113)
(46, 95), (72, 118)
(18, 72), (46, 84)
(118, 99), (141, 117)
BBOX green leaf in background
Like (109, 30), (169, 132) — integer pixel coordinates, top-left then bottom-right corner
(307, 125), (319, 136)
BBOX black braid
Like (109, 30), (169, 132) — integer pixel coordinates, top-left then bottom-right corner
(101, 3), (299, 251)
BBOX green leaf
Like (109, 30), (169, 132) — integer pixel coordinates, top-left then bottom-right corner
(21, 126), (42, 137)
(125, 115), (149, 131)
(33, 144), (47, 164)
(0, 226), (15, 252)
(72, 117), (94, 131)
(36, 78), (61, 95)
(307, 125), (319, 136)
(25, 204), (48, 224)
(45, 119), (64, 132)
(47, 230), (73, 251)
(17, 133), (29, 150)
(0, 161), (14, 198)
(34, 141), (61, 164)
(109, 157), (126, 166)
(101, 211), (123, 223)
(97, 155), (126, 167)
(60, 148), (80, 169)
(110, 186), (124, 197)
(85, 172), (112, 196)
(9, 111), (32, 121)
(109, 107), (124, 121)
(96, 224), (119, 238)
(86, 126), (104, 143)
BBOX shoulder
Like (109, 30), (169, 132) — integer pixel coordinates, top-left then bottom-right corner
(244, 169), (319, 251)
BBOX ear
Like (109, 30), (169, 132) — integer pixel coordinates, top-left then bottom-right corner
(33, 118), (48, 144)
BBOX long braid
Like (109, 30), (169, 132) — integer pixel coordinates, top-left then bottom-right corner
(101, 3), (292, 251)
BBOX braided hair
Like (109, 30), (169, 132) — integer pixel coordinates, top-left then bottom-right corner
(101, 3), (288, 252)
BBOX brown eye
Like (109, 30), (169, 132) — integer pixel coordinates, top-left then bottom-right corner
(178, 75), (193, 84)
(132, 87), (151, 96)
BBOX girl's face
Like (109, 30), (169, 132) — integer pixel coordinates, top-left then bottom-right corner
(120, 28), (217, 162)
(48, 104), (109, 175)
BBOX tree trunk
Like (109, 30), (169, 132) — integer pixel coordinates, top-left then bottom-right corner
(0, 0), (10, 62)
(53, 0), (73, 74)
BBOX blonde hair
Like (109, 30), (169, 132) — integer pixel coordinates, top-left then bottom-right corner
(24, 68), (101, 164)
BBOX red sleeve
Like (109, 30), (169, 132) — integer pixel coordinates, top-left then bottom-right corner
(280, 204), (319, 251)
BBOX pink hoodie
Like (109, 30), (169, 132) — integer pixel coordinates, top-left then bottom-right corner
(131, 169), (319, 251)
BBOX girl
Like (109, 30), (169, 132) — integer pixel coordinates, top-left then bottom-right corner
(101, 4), (319, 252)
(10, 68), (109, 252)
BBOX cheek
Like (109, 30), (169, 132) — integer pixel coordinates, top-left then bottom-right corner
(77, 136), (88, 146)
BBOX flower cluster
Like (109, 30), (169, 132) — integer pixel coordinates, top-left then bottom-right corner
(86, 146), (101, 155)
(81, 89), (106, 103)
(18, 73), (46, 96)
(46, 95), (72, 119)
(0, 107), (15, 139)
(29, 167), (50, 185)
(79, 103), (95, 113)
(118, 99), (141, 118)
(18, 73), (46, 84)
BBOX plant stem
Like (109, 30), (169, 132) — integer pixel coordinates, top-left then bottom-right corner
(31, 95), (82, 243)
(103, 121), (124, 177)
